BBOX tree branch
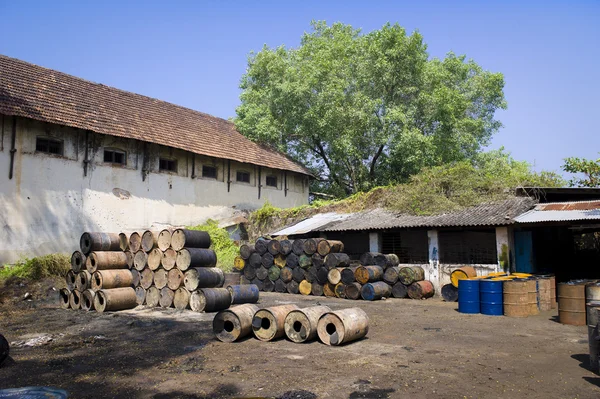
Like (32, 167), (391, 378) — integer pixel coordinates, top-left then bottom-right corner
(369, 144), (385, 178)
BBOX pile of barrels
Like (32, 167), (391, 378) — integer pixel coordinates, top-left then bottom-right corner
(59, 229), (243, 312)
(213, 303), (369, 346)
(453, 268), (556, 317)
(234, 238), (435, 301)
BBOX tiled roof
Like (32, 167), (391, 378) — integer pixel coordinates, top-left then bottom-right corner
(271, 197), (536, 235)
(0, 55), (310, 175)
(515, 200), (600, 223)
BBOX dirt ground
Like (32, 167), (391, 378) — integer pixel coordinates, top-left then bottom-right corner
(1, 279), (599, 399)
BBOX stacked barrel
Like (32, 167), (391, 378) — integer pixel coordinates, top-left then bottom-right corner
(234, 238), (435, 301)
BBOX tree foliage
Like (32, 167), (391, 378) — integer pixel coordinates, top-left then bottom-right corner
(562, 154), (600, 187)
(235, 21), (507, 196)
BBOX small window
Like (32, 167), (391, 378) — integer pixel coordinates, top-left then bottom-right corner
(104, 149), (127, 165)
(236, 171), (250, 183)
(266, 175), (277, 187)
(202, 165), (217, 179)
(159, 158), (177, 172)
(36, 137), (63, 155)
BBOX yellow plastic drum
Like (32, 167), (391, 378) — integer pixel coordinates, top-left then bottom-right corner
(451, 266), (478, 288)
(512, 273), (532, 278)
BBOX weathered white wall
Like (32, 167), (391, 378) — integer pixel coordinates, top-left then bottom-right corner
(0, 116), (309, 263)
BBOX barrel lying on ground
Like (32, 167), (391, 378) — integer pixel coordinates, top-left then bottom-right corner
(284, 305), (331, 343)
(94, 287), (137, 312)
(59, 288), (71, 309)
(252, 304), (300, 341)
(69, 290), (82, 310)
(408, 280), (435, 299)
(227, 284), (260, 304)
(213, 304), (260, 342)
(392, 282), (408, 298)
(441, 284), (459, 302)
(133, 251), (148, 272)
(160, 287), (175, 308)
(361, 282), (391, 301)
(190, 288), (232, 312)
(66, 270), (76, 291)
(135, 286), (146, 305)
(398, 266), (424, 286)
(317, 308), (369, 346)
(174, 287), (191, 310)
(81, 289), (96, 311)
(345, 282), (362, 300)
(145, 286), (160, 307)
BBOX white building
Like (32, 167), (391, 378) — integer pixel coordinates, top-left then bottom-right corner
(0, 55), (310, 263)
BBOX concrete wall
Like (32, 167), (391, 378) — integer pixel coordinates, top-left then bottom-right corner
(0, 116), (308, 263)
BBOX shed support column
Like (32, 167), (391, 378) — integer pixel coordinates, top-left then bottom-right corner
(368, 232), (382, 253)
(495, 226), (512, 273)
(427, 230), (440, 293)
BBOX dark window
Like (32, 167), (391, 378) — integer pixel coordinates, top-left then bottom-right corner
(159, 158), (177, 172)
(266, 175), (277, 187)
(439, 230), (497, 264)
(382, 230), (429, 263)
(36, 137), (63, 155)
(236, 171), (250, 183)
(104, 149), (127, 165)
(202, 165), (217, 179)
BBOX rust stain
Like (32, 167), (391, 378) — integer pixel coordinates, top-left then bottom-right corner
(540, 201), (600, 211)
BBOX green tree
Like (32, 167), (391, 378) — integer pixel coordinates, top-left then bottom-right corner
(562, 154), (600, 187)
(235, 21), (507, 196)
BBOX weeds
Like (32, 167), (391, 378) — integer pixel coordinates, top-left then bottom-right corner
(0, 254), (70, 281)
(187, 220), (238, 272)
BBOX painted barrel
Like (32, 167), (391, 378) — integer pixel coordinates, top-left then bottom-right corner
(480, 279), (503, 316)
(298, 254), (312, 269)
(292, 267), (306, 283)
(176, 248), (217, 271)
(190, 288), (231, 312)
(171, 229), (211, 251)
(280, 267), (293, 283)
(213, 304), (260, 342)
(361, 282), (392, 301)
(355, 266), (384, 284)
(441, 284), (458, 302)
(536, 277), (552, 311)
(398, 266), (425, 285)
(268, 265), (281, 281)
(316, 267), (329, 284)
(268, 239), (281, 256)
(274, 255), (287, 269)
(227, 284), (260, 304)
(291, 239), (305, 256)
(458, 278), (480, 314)
(239, 244), (255, 260)
(299, 280), (312, 296)
(323, 282), (336, 297)
(286, 253), (299, 268)
(279, 240), (293, 256)
(392, 282), (409, 298)
(558, 282), (587, 326)
(383, 266), (400, 285)
(407, 280), (435, 300)
(233, 256), (246, 271)
(504, 279), (539, 318)
(341, 266), (359, 285)
(512, 273), (532, 278)
(451, 266), (478, 288)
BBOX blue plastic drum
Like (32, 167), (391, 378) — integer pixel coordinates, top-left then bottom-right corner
(458, 278), (480, 314)
(480, 279), (503, 316)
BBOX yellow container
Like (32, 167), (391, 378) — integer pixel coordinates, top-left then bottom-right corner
(492, 277), (514, 281)
(512, 273), (532, 278)
(488, 272), (507, 277)
(451, 267), (478, 287)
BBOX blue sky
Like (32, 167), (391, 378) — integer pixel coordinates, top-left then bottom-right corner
(1, 0), (598, 175)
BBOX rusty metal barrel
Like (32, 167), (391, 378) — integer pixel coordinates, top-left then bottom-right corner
(131, 269), (140, 287)
(341, 266), (359, 285)
(256, 266), (269, 281)
(190, 288), (231, 312)
(345, 282), (362, 300)
(213, 304), (260, 342)
(274, 254), (286, 269)
(317, 308), (369, 346)
(184, 267), (224, 291)
(299, 280), (312, 296)
(361, 281), (391, 301)
(133, 250), (148, 271)
(239, 244), (256, 260)
(66, 270), (76, 291)
(303, 238), (324, 255)
(145, 286), (160, 307)
(292, 267), (306, 283)
(80, 232), (121, 255)
(587, 304), (600, 371)
(86, 251), (129, 273)
(161, 248), (177, 270)
(285, 305), (331, 343)
(383, 266), (400, 285)
(558, 281), (587, 325)
(316, 267), (329, 284)
(287, 280), (300, 294)
(550, 275), (557, 308)
(327, 267), (345, 285)
(323, 282), (336, 297)
(76, 270), (92, 292)
(268, 265), (281, 282)
(586, 283), (600, 305)
(360, 252), (380, 266)
(537, 277), (553, 311)
(159, 287), (175, 308)
(222, 272), (241, 288)
(157, 228), (174, 251)
(355, 265), (384, 284)
(71, 251), (86, 273)
(334, 282), (346, 298)
(174, 287), (191, 310)
(248, 252), (262, 269)
(171, 229), (211, 251)
(317, 240), (344, 256)
(451, 266), (477, 288)
(261, 252), (274, 268)
(141, 230), (160, 253)
(94, 287), (137, 312)
(375, 254), (400, 269)
(168, 268), (184, 290)
(59, 288), (71, 309)
(408, 280), (435, 299)
(505, 279), (539, 318)
(119, 232), (129, 251)
(135, 286), (146, 305)
(398, 266), (425, 285)
(306, 266), (318, 283)
(275, 279), (287, 293)
(268, 240), (281, 255)
(279, 240), (293, 256)
(392, 282), (409, 298)
(253, 278), (265, 291)
(244, 266), (257, 281)
(234, 256), (246, 271)
(129, 232), (143, 253)
(311, 282), (324, 296)
(265, 278), (275, 292)
(280, 266), (293, 283)
(441, 284), (459, 302)
(81, 289), (96, 311)
(252, 304), (300, 341)
(291, 239), (305, 256)
(140, 268), (155, 289)
(285, 253), (299, 268)
(92, 269), (133, 290)
(254, 238), (269, 255)
(227, 284), (260, 304)
(298, 254), (312, 269)
(311, 253), (325, 268)
(147, 248), (163, 271)
(176, 248), (217, 271)
(325, 253), (351, 269)
(124, 251), (134, 269)
(153, 268), (168, 289)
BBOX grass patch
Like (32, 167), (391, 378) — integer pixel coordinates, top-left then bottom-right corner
(187, 220), (238, 272)
(0, 254), (70, 281)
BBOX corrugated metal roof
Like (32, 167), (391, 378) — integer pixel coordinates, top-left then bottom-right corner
(515, 200), (600, 223)
(272, 197), (535, 235)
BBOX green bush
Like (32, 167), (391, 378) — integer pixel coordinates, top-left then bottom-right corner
(0, 254), (70, 280)
(187, 220), (238, 272)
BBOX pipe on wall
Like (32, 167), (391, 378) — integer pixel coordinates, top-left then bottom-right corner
(8, 116), (17, 180)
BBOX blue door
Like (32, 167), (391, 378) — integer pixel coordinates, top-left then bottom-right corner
(515, 231), (534, 273)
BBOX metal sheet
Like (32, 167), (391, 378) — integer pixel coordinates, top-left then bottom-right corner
(271, 213), (351, 236)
